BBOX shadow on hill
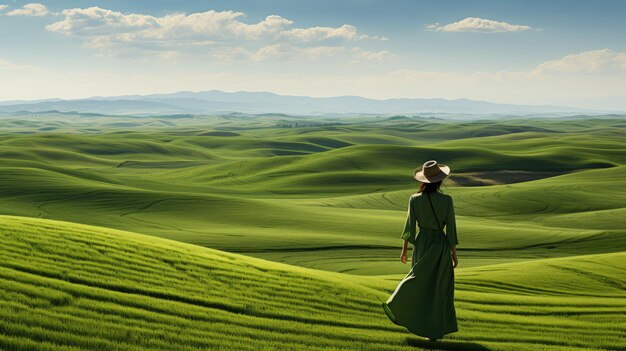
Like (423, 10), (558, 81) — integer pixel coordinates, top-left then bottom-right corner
(406, 337), (490, 351)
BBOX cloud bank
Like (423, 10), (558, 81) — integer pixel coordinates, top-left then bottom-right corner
(6, 3), (48, 17)
(426, 17), (532, 33)
(45, 7), (388, 63)
(534, 49), (626, 74)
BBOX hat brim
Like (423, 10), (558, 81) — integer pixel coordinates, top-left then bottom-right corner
(414, 164), (450, 183)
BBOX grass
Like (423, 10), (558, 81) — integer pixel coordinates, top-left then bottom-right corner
(0, 215), (623, 351)
(0, 114), (623, 350)
(0, 153), (622, 272)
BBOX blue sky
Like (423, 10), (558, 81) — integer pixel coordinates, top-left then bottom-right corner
(1, 0), (625, 109)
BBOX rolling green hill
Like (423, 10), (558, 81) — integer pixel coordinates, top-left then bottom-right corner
(0, 115), (624, 350)
(0, 116), (624, 274)
(0, 215), (623, 351)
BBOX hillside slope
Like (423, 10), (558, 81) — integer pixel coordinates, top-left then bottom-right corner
(0, 215), (623, 351)
(0, 118), (623, 275)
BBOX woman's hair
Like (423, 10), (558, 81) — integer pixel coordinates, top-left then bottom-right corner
(418, 180), (443, 194)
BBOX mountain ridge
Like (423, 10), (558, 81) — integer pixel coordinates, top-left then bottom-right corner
(0, 90), (619, 116)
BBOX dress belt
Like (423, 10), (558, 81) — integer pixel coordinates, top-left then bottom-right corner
(419, 227), (443, 234)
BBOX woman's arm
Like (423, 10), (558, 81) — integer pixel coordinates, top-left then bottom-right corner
(445, 197), (459, 247)
(400, 239), (409, 264)
(446, 196), (459, 268)
(400, 197), (416, 264)
(451, 245), (458, 268)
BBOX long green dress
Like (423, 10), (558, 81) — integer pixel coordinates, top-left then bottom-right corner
(382, 191), (459, 339)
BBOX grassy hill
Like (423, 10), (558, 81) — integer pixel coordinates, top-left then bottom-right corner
(0, 215), (623, 351)
(0, 115), (624, 350)
(0, 116), (624, 275)
(0, 164), (622, 273)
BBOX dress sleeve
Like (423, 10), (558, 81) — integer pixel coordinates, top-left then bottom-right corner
(400, 197), (417, 244)
(445, 196), (459, 247)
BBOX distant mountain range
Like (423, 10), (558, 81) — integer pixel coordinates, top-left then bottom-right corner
(0, 90), (619, 116)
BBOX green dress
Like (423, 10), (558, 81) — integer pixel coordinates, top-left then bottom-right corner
(382, 191), (459, 339)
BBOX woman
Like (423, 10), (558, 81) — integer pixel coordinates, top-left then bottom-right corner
(382, 160), (459, 341)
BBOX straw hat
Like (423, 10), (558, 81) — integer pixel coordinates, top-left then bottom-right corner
(414, 160), (450, 183)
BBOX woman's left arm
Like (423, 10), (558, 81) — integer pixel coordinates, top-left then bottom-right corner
(450, 245), (458, 268)
(400, 197), (417, 243)
(400, 197), (416, 264)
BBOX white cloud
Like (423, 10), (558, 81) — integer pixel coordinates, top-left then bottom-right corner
(249, 45), (396, 63)
(6, 3), (48, 17)
(251, 44), (343, 62)
(251, 44), (291, 61)
(426, 17), (532, 33)
(350, 48), (397, 62)
(210, 47), (251, 62)
(282, 24), (358, 41)
(0, 5), (8, 11)
(45, 7), (384, 61)
(533, 49), (626, 74)
(358, 34), (388, 41)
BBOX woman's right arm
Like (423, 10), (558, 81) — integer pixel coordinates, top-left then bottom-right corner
(446, 197), (459, 268)
(400, 239), (409, 264)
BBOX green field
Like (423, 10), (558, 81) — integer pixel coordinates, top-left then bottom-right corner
(0, 114), (624, 350)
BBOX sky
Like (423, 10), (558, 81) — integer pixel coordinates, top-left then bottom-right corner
(1, 0), (625, 109)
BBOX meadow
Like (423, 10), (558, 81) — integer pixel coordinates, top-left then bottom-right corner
(0, 113), (623, 350)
